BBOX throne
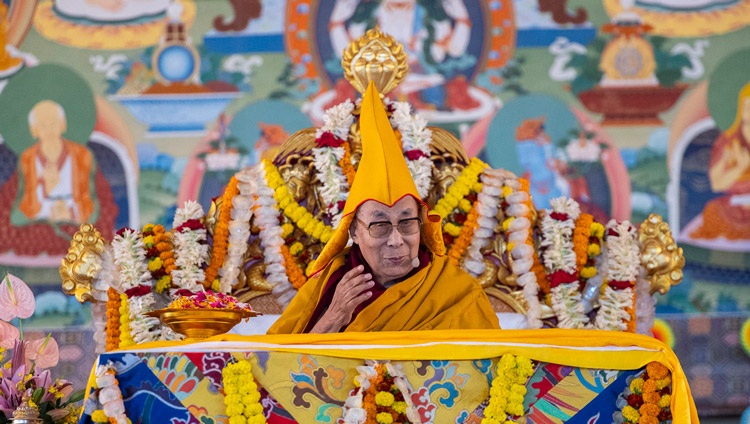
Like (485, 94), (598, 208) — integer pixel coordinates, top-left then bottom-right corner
(61, 27), (684, 341)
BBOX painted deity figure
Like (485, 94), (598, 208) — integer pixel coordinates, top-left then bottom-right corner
(514, 116), (569, 209)
(14, 100), (97, 224)
(328, 0), (478, 109)
(690, 81), (750, 242)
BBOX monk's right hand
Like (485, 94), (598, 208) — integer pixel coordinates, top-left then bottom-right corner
(311, 265), (374, 333)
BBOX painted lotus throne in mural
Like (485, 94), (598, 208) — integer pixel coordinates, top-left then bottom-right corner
(61, 28), (685, 347)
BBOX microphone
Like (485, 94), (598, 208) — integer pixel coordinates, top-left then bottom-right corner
(412, 257), (420, 268)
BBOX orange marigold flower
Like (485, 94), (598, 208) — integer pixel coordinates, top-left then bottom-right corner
(643, 379), (658, 394)
(643, 391), (661, 404)
(639, 402), (661, 417)
(640, 416), (659, 424)
(646, 362), (670, 380)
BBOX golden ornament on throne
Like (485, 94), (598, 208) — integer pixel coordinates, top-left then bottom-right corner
(63, 28), (685, 339)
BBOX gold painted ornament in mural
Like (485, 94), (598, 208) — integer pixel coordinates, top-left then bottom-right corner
(599, 16), (656, 85)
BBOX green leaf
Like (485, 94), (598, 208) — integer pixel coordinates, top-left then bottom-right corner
(32, 387), (45, 404)
(67, 389), (86, 404)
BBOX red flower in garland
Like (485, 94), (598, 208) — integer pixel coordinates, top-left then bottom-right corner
(316, 131), (344, 148)
(548, 270), (578, 288)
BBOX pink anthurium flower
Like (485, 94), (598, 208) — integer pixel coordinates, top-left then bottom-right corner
(0, 320), (20, 349)
(26, 334), (60, 370)
(0, 273), (36, 321)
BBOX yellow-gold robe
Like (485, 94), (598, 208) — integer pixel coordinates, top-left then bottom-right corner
(267, 250), (501, 334)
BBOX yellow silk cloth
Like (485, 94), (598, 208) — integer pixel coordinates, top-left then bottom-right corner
(267, 252), (501, 334)
(127, 329), (698, 423)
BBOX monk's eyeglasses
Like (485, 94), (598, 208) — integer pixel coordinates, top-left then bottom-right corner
(355, 217), (422, 239)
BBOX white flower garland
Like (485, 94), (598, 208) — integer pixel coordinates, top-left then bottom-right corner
(462, 169), (502, 277)
(95, 362), (127, 424)
(218, 180), (254, 293)
(541, 197), (590, 329)
(594, 220), (639, 331)
(389, 100), (433, 199)
(170, 201), (209, 295)
(255, 165), (296, 307)
(111, 228), (160, 344)
(501, 177), (542, 328)
(313, 99), (355, 226)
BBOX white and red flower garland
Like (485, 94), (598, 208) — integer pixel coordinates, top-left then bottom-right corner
(313, 99), (356, 226)
(389, 100), (433, 199)
(540, 197), (589, 329)
(170, 201), (209, 296)
(111, 228), (160, 344)
(594, 220), (639, 332)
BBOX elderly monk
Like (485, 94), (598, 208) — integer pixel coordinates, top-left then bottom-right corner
(267, 82), (500, 334)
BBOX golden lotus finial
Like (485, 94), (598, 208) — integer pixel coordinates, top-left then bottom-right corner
(638, 214), (685, 295)
(60, 223), (105, 303)
(342, 26), (409, 96)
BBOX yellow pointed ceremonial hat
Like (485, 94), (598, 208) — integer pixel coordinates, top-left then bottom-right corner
(312, 81), (445, 274)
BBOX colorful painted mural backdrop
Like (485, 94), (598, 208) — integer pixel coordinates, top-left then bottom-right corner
(0, 0), (748, 416)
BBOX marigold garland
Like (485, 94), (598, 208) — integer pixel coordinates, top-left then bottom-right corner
(482, 354), (535, 424)
(431, 158), (485, 220)
(616, 361), (672, 424)
(281, 244), (307, 289)
(340, 141), (357, 186)
(222, 359), (266, 424)
(105, 288), (121, 351)
(263, 160), (334, 244)
(342, 361), (419, 424)
(204, 176), (240, 288)
(447, 203), (480, 265)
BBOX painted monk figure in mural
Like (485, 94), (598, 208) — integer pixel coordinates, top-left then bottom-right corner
(691, 81), (750, 241)
(267, 82), (499, 334)
(15, 100), (96, 224)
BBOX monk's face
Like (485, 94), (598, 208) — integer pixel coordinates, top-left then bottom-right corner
(30, 101), (66, 142)
(352, 196), (421, 285)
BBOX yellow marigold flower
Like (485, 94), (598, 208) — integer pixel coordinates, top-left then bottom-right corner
(502, 217), (514, 231)
(658, 394), (671, 409)
(228, 415), (247, 424)
(590, 222), (605, 238)
(148, 257), (163, 271)
(580, 266), (597, 279)
(281, 223), (294, 238)
(242, 392), (261, 405)
(91, 410), (109, 423)
(656, 376), (671, 389)
(211, 279), (221, 292)
(473, 182), (483, 193)
(289, 242), (304, 256)
(244, 403), (263, 416)
(501, 186), (513, 197)
(444, 222), (462, 237)
(376, 412), (393, 424)
(375, 391), (395, 406)
(480, 418), (502, 424)
(629, 378), (644, 394)
(247, 415), (266, 424)
(225, 404), (244, 416)
(622, 405), (640, 422)
(392, 401), (406, 414)
(587, 243), (601, 256)
(459, 198), (472, 213)
(142, 235), (155, 248)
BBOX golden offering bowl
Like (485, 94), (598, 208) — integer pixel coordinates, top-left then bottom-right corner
(147, 308), (260, 341)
